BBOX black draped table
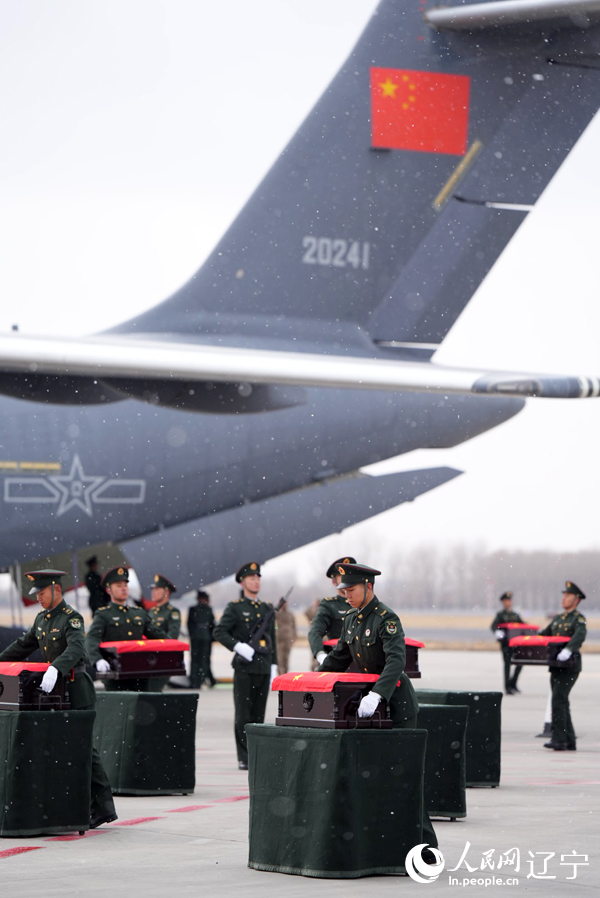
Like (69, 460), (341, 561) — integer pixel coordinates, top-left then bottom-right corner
(416, 689), (502, 787)
(93, 692), (198, 795)
(0, 709), (94, 836)
(247, 724), (428, 878)
(417, 703), (468, 819)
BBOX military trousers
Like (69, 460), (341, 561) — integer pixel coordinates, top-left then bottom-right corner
(550, 668), (579, 747)
(399, 714), (438, 850)
(233, 670), (270, 764)
(70, 673), (116, 820)
(501, 646), (522, 691)
(276, 642), (291, 675)
(190, 636), (215, 688)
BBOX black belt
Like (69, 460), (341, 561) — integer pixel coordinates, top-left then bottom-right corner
(72, 664), (86, 674)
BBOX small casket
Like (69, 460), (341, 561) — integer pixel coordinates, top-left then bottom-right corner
(497, 622), (539, 639)
(273, 671), (392, 729)
(322, 636), (424, 679)
(98, 639), (188, 680)
(0, 662), (70, 711)
(509, 635), (571, 667)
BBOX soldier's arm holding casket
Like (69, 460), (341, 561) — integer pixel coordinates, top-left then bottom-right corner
(317, 636), (352, 672)
(537, 618), (554, 638)
(48, 614), (87, 677)
(308, 600), (333, 660)
(0, 622), (40, 661)
(565, 613), (587, 654)
(86, 611), (108, 665)
(370, 615), (406, 703)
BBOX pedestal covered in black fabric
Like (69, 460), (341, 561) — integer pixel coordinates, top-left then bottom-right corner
(247, 724), (428, 878)
(416, 689), (502, 787)
(94, 692), (198, 795)
(0, 710), (94, 836)
(417, 704), (468, 818)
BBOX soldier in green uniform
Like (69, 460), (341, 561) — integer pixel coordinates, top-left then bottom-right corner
(188, 589), (216, 688)
(539, 580), (587, 751)
(86, 566), (167, 692)
(213, 561), (278, 770)
(490, 591), (525, 694)
(85, 555), (108, 615)
(318, 561), (438, 862)
(308, 556), (355, 666)
(146, 573), (181, 691)
(0, 570), (117, 829)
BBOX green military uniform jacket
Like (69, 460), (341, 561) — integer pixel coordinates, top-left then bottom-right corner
(213, 595), (277, 674)
(86, 601), (167, 664)
(539, 609), (587, 672)
(148, 602), (181, 639)
(490, 609), (524, 644)
(187, 603), (215, 639)
(319, 596), (418, 723)
(308, 594), (351, 657)
(0, 599), (95, 708)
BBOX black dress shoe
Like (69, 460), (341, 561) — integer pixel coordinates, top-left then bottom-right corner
(567, 745), (577, 751)
(421, 847), (439, 865)
(544, 741), (568, 751)
(509, 685), (521, 693)
(89, 811), (118, 829)
(238, 761), (248, 770)
(505, 688), (515, 695)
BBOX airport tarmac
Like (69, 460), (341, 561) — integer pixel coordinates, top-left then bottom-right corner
(1, 647), (598, 897)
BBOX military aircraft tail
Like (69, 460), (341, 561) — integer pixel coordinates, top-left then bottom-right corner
(112, 0), (600, 361)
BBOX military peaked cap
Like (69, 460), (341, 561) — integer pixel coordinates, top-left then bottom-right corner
(500, 591), (513, 602)
(336, 562), (381, 588)
(563, 581), (585, 600)
(326, 556), (357, 579)
(25, 569), (67, 595)
(151, 573), (177, 594)
(102, 566), (130, 588)
(235, 561), (261, 583)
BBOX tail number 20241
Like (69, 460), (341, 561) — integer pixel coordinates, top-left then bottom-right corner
(302, 236), (370, 270)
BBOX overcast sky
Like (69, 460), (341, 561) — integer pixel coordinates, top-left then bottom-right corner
(1, 1), (599, 581)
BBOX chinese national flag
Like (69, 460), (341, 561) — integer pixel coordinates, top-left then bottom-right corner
(370, 66), (470, 155)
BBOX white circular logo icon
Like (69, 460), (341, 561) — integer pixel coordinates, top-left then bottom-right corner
(405, 844), (445, 883)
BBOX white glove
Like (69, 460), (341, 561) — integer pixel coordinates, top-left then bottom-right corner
(316, 651), (327, 666)
(40, 666), (58, 693)
(557, 648), (572, 662)
(495, 631), (505, 641)
(357, 691), (382, 718)
(234, 642), (255, 662)
(96, 659), (111, 673)
(270, 664), (278, 687)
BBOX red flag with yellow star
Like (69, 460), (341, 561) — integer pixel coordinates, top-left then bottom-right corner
(370, 66), (470, 155)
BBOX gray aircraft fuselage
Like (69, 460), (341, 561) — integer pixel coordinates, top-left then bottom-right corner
(0, 386), (520, 564)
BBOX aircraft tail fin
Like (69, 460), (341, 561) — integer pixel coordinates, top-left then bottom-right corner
(114, 0), (600, 357)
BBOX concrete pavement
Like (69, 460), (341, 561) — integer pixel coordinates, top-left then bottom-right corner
(0, 647), (598, 897)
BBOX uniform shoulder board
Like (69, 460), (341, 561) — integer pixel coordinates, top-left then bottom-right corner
(233, 599), (240, 604)
(577, 612), (586, 621)
(98, 604), (110, 611)
(65, 607), (73, 614)
(379, 608), (388, 616)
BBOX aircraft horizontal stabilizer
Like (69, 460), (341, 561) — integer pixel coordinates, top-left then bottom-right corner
(119, 467), (461, 591)
(0, 334), (597, 401)
(426, 0), (600, 31)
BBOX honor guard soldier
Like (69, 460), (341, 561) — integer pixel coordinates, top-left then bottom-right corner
(318, 561), (438, 861)
(490, 591), (525, 694)
(0, 570), (117, 829)
(85, 555), (108, 615)
(188, 590), (216, 689)
(213, 562), (278, 770)
(308, 556), (355, 666)
(146, 574), (181, 690)
(86, 566), (167, 691)
(539, 581), (587, 751)
(148, 574), (181, 638)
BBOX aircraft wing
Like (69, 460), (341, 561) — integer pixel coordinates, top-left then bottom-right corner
(0, 333), (597, 400)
